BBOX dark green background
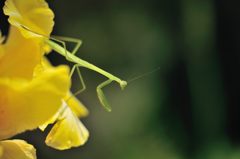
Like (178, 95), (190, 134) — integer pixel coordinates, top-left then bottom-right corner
(1, 0), (240, 158)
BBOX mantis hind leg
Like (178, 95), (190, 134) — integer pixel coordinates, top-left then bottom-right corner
(49, 36), (82, 60)
(97, 79), (113, 112)
(51, 36), (82, 56)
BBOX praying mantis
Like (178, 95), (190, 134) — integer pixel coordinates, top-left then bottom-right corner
(20, 26), (127, 112)
(22, 25), (160, 112)
(45, 36), (127, 112)
(21, 25), (160, 112)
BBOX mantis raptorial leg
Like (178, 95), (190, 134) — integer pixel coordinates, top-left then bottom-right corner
(97, 79), (113, 112)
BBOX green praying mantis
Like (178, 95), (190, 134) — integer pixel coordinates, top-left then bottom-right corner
(46, 37), (127, 112)
(21, 25), (127, 112)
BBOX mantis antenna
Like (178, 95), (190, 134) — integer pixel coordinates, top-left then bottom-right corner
(21, 25), (127, 112)
(127, 67), (160, 84)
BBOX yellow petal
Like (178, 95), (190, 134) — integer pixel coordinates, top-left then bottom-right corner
(65, 93), (89, 118)
(38, 101), (66, 131)
(0, 145), (3, 158)
(0, 66), (70, 140)
(0, 26), (42, 79)
(39, 94), (89, 130)
(0, 140), (36, 159)
(36, 58), (89, 118)
(3, 0), (54, 38)
(38, 111), (58, 131)
(45, 103), (89, 150)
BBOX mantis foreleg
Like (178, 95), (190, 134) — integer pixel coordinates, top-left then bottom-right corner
(96, 79), (113, 112)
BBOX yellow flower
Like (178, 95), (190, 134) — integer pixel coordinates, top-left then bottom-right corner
(3, 0), (54, 39)
(0, 25), (70, 159)
(0, 65), (70, 139)
(0, 140), (36, 159)
(0, 26), (42, 79)
(3, 0), (90, 152)
(45, 102), (89, 150)
(37, 58), (89, 150)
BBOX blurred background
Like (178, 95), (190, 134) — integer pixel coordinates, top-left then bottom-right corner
(1, 0), (240, 158)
